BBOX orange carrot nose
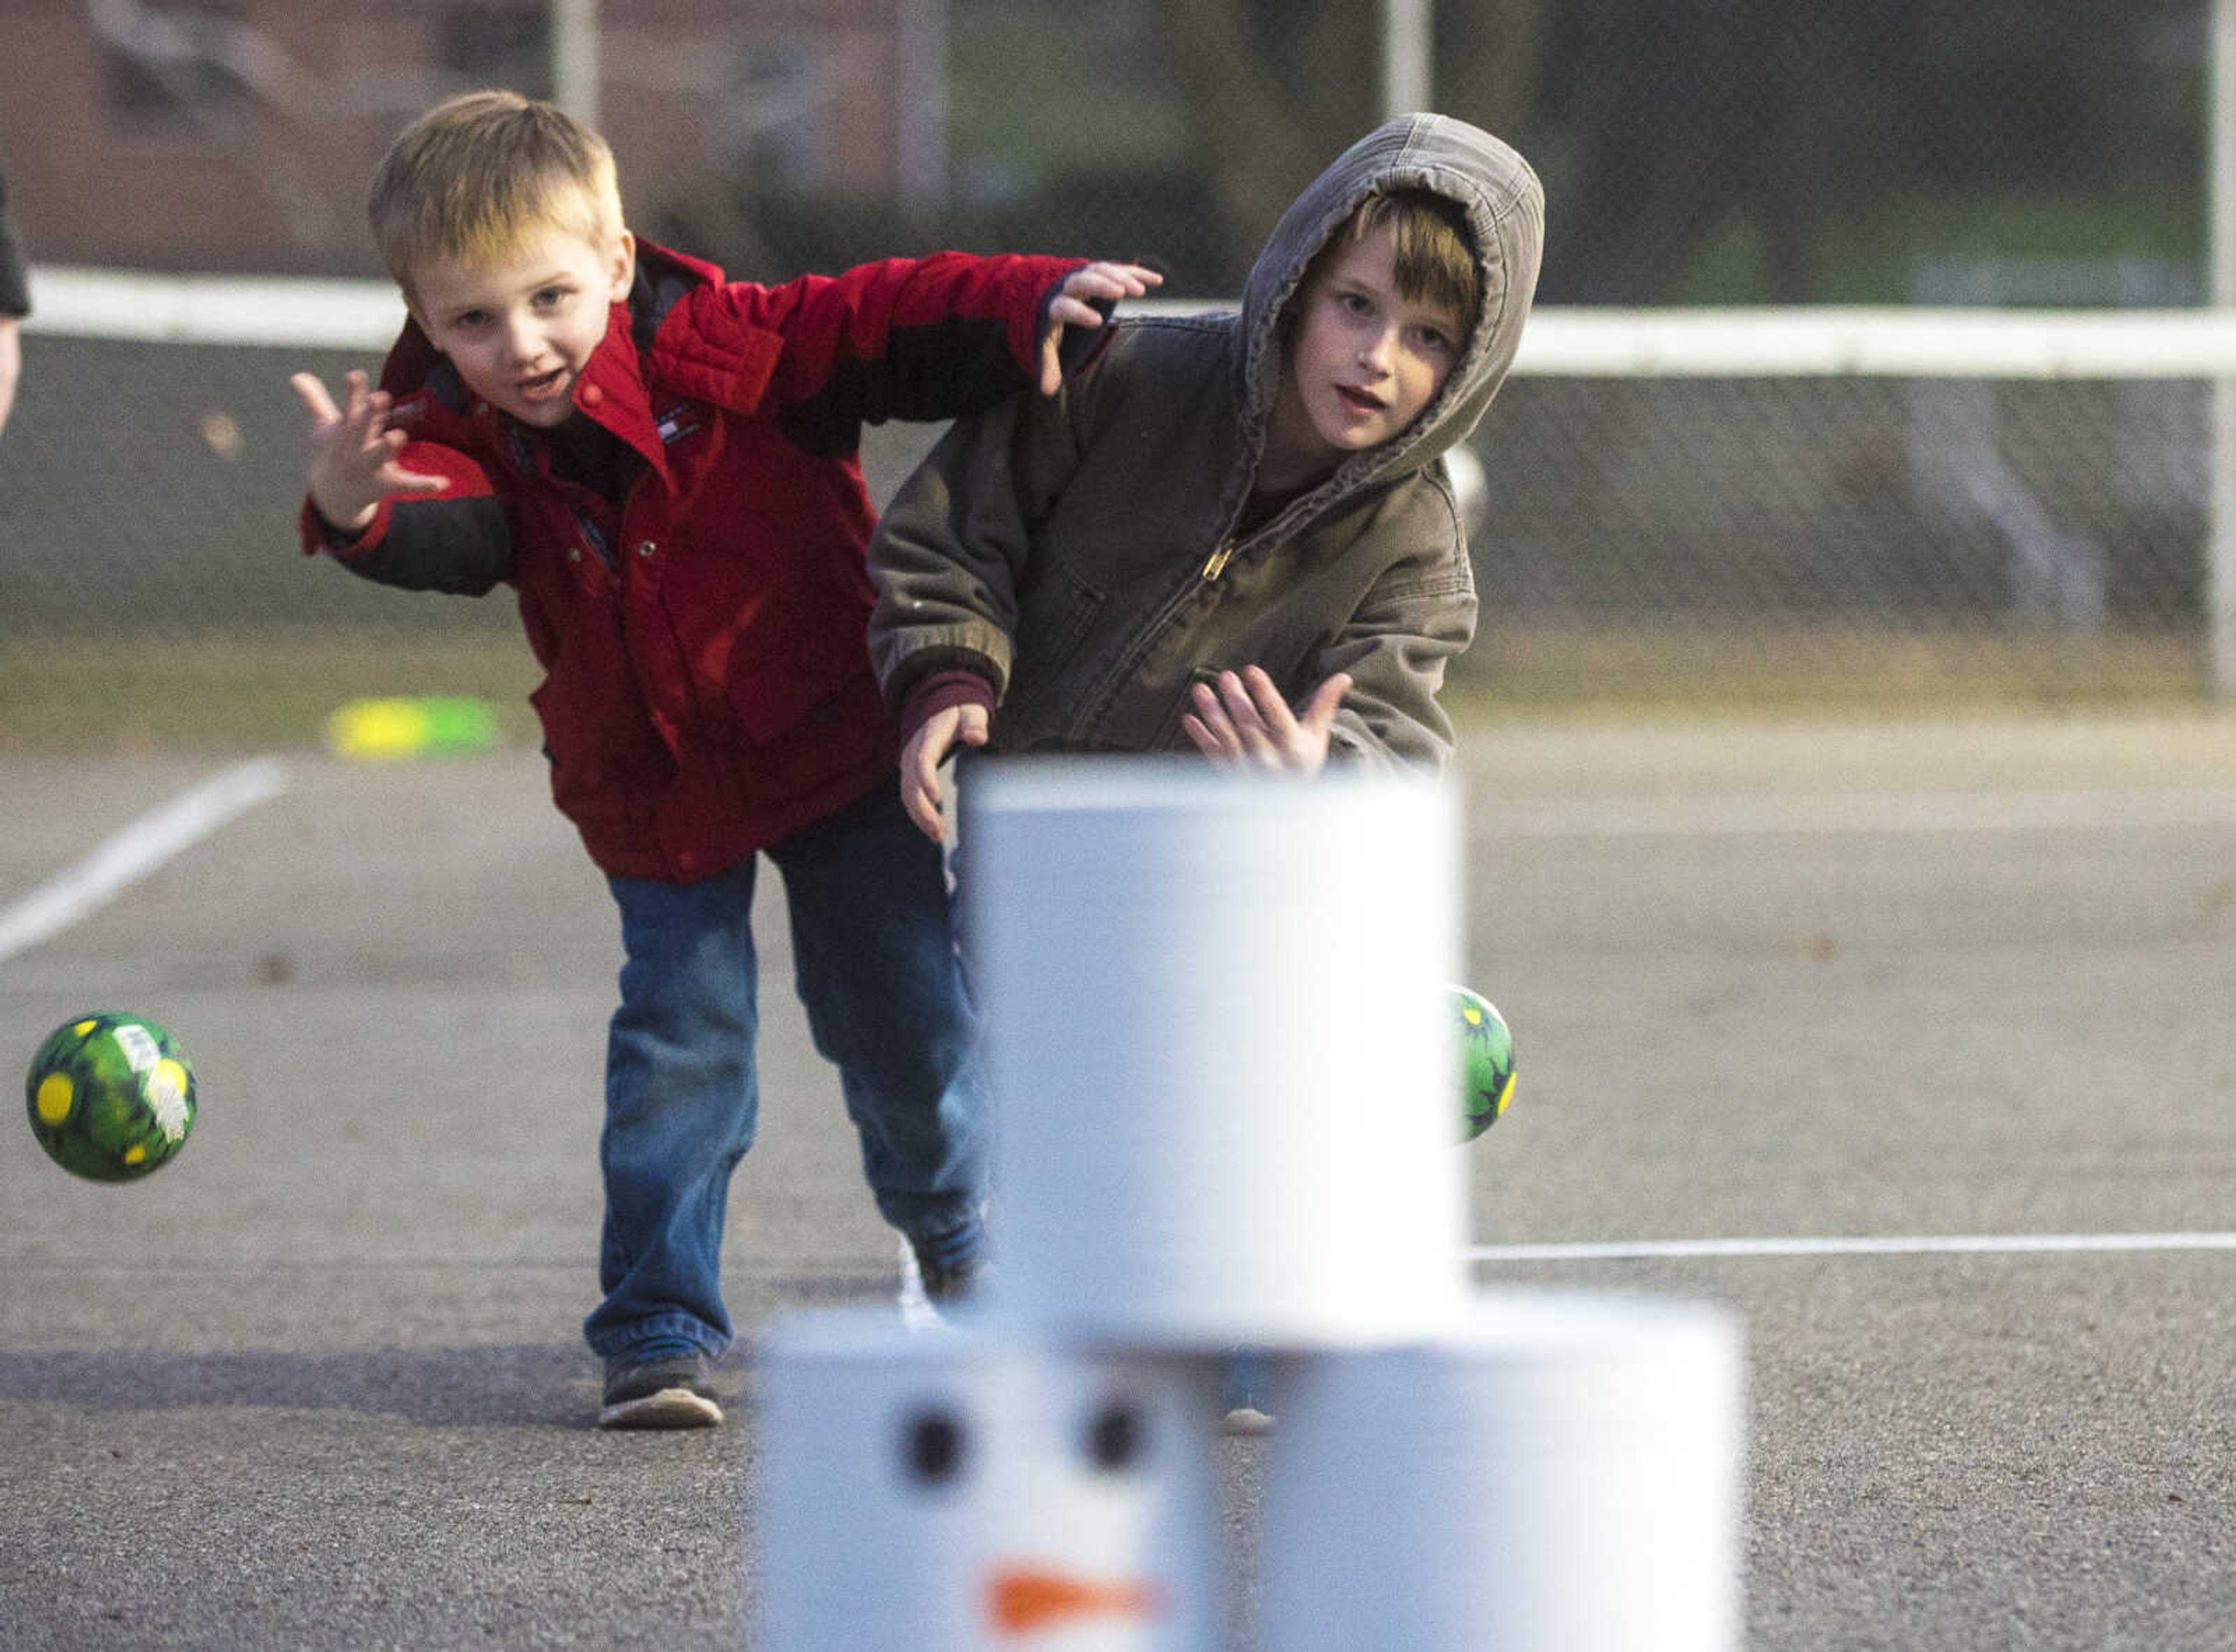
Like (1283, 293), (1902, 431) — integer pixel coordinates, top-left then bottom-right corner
(986, 1567), (1159, 1636)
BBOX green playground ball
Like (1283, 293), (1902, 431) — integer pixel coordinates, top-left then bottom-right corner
(1452, 986), (1516, 1143)
(24, 1013), (197, 1183)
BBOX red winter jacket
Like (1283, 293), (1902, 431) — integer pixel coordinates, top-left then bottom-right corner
(302, 241), (1087, 882)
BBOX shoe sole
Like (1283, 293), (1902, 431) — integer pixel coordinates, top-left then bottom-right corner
(1222, 1406), (1276, 1437)
(598, 1385), (723, 1430)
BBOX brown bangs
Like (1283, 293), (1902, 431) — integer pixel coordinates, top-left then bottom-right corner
(1353, 190), (1480, 328)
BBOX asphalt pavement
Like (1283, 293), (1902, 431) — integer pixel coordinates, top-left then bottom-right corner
(3, 714), (2232, 1649)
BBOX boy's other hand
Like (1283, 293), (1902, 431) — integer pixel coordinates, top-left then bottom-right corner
(1182, 666), (1353, 777)
(900, 701), (990, 843)
(291, 369), (450, 534)
(1039, 261), (1163, 395)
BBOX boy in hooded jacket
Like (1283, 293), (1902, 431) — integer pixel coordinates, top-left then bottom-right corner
(868, 111), (1541, 820)
(865, 113), (1542, 1425)
(289, 90), (1158, 1429)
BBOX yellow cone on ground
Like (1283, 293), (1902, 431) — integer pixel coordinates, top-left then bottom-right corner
(324, 696), (502, 760)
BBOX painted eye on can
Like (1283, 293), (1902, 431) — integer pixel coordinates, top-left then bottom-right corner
(901, 1405), (967, 1488)
(1084, 1397), (1147, 1474)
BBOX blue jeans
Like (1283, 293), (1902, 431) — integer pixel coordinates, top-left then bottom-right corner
(583, 781), (986, 1362)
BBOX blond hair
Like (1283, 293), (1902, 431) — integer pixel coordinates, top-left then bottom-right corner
(369, 90), (624, 295)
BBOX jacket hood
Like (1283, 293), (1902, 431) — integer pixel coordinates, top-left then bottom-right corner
(1236, 113), (1544, 493)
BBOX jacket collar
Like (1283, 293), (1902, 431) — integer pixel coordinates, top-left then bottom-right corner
(632, 240), (784, 416)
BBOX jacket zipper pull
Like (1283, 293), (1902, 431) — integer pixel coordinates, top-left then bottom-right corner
(1201, 539), (1237, 581)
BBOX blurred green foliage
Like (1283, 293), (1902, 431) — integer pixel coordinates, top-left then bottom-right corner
(667, 0), (2210, 305)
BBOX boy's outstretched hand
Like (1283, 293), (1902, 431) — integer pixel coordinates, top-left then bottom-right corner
(291, 368), (451, 534)
(1183, 666), (1354, 776)
(1038, 261), (1162, 395)
(900, 701), (990, 843)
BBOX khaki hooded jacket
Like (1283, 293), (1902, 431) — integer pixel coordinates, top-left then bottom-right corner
(866, 112), (1544, 770)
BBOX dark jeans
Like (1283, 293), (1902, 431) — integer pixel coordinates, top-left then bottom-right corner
(584, 782), (986, 1361)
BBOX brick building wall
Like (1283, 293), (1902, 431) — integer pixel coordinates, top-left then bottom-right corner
(0, 0), (905, 275)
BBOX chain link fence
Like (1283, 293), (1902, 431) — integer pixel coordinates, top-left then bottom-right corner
(0, 1), (2222, 746)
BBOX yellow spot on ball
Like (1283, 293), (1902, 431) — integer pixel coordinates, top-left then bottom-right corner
(123, 1145), (147, 1165)
(73, 1020), (97, 1036)
(1495, 1072), (1516, 1118)
(1462, 1004), (1484, 1027)
(36, 1073), (74, 1124)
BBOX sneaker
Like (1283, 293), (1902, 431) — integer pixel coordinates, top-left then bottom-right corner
(1221, 1405), (1276, 1437)
(897, 1226), (986, 1332)
(598, 1351), (721, 1430)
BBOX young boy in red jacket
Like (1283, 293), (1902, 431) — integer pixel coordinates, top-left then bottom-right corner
(290, 89), (1156, 1428)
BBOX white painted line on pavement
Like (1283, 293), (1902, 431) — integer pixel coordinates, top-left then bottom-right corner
(1471, 790), (2236, 838)
(1469, 1232), (2236, 1262)
(0, 758), (289, 964)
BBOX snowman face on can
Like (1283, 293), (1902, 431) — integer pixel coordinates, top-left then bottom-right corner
(896, 1379), (1170, 1639)
(759, 1314), (1221, 1651)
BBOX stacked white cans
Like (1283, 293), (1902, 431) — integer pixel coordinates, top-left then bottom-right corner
(971, 762), (1466, 1346)
(758, 762), (1743, 1651)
